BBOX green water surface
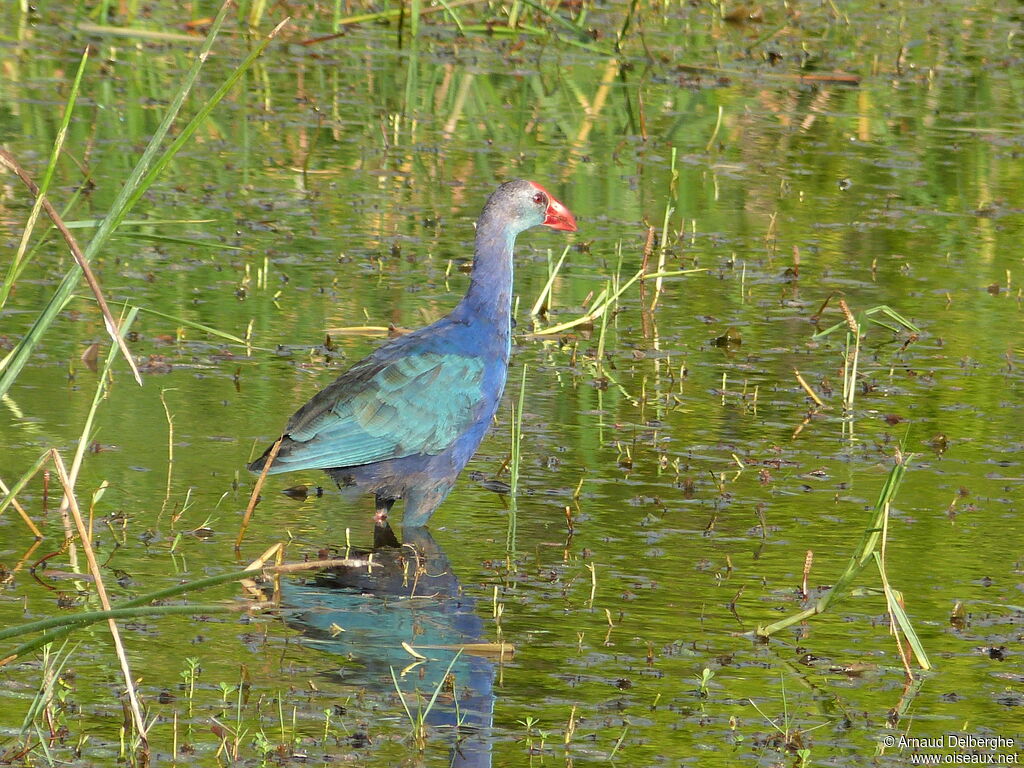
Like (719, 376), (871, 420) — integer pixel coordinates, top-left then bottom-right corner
(1, 1), (1022, 766)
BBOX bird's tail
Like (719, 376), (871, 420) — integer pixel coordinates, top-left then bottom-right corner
(248, 438), (288, 474)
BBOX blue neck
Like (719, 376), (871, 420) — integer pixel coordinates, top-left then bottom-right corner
(452, 217), (517, 328)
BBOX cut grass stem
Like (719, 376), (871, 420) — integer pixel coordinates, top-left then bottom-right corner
(530, 267), (704, 337)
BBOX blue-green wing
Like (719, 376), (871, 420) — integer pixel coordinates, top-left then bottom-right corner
(267, 351), (486, 473)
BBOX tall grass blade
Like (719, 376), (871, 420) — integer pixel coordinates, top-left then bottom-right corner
(421, 649), (462, 718)
(435, 0), (466, 32)
(389, 666), (417, 729)
(5, 180), (92, 291)
(0, 48), (89, 310)
(310, 0), (484, 34)
(0, 0), (238, 400)
(509, 363), (527, 498)
(76, 23), (200, 43)
(18, 640), (77, 736)
(410, 0), (421, 39)
(59, 217), (218, 229)
(114, 232), (244, 251)
(0, 604), (241, 644)
(58, 307), (140, 509)
(873, 561), (931, 670)
(0, 150), (143, 386)
(519, 0), (583, 35)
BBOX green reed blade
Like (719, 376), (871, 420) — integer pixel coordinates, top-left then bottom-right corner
(130, 304), (255, 346)
(869, 304), (921, 333)
(0, 604), (241, 644)
(0, 48), (89, 311)
(122, 17), (290, 223)
(874, 563), (932, 670)
(114, 232), (244, 251)
(2, 560), (288, 662)
(60, 218), (218, 229)
(75, 22), (198, 42)
(435, 0), (466, 33)
(2, 179), (91, 296)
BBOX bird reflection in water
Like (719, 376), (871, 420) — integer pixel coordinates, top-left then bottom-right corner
(279, 524), (496, 767)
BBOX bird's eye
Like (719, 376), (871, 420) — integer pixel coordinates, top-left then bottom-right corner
(532, 192), (546, 205)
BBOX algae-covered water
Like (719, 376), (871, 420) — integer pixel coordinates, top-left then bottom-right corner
(1, 1), (1022, 765)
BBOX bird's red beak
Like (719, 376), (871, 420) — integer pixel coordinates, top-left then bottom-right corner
(531, 182), (577, 232)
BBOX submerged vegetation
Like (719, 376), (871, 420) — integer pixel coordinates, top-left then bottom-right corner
(2, 0), (1023, 766)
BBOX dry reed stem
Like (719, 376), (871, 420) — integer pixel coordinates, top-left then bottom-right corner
(235, 437), (282, 550)
(268, 557), (376, 573)
(239, 541), (285, 597)
(246, 541), (286, 569)
(0, 150), (142, 386)
(0, 476), (43, 538)
(49, 449), (149, 749)
(792, 368), (824, 406)
(158, 388), (176, 521)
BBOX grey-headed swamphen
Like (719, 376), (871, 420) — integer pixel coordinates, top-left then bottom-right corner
(249, 180), (577, 528)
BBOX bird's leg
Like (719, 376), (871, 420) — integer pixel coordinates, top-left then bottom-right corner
(373, 520), (401, 549)
(374, 494), (396, 524)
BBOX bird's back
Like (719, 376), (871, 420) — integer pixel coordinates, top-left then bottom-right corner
(249, 314), (509, 478)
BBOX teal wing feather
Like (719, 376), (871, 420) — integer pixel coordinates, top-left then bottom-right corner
(270, 352), (486, 472)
